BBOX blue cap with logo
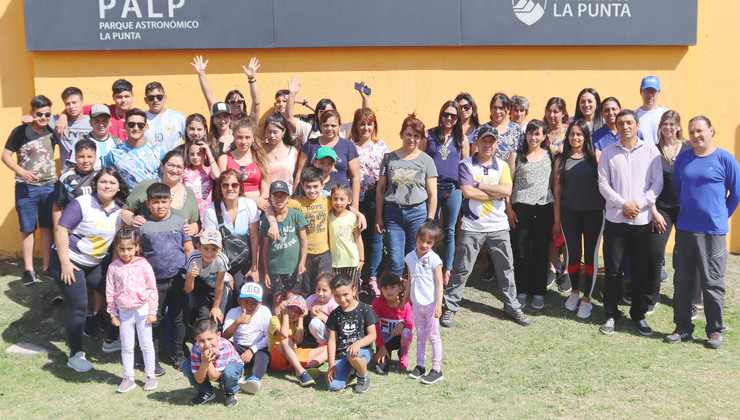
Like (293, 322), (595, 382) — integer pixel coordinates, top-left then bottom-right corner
(640, 76), (660, 91)
(239, 282), (263, 302)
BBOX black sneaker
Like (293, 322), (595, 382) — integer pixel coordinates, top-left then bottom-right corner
(50, 295), (64, 307)
(634, 319), (654, 336)
(190, 390), (215, 405)
(408, 365), (426, 380)
(154, 362), (166, 377)
(706, 333), (724, 349)
(665, 330), (693, 344)
(375, 357), (390, 375)
(558, 274), (571, 293)
(22, 270), (35, 287)
(94, 311), (108, 332)
(690, 305), (699, 320)
(298, 371), (315, 386)
(353, 375), (370, 393)
(171, 354), (187, 371)
(223, 392), (238, 407)
(420, 369), (444, 385)
(600, 317), (616, 335)
(546, 270), (558, 289)
(83, 315), (97, 337)
(41, 268), (55, 281)
(440, 310), (455, 328)
(508, 309), (530, 327)
(646, 304), (655, 315)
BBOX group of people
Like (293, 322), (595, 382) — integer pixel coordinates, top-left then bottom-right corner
(3, 58), (738, 406)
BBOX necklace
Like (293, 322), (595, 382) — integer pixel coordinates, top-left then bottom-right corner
(438, 134), (453, 161)
(170, 183), (181, 199)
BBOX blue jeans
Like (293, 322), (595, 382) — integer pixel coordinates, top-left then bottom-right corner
(384, 203), (427, 275)
(182, 359), (243, 394)
(360, 193), (383, 278)
(435, 186), (462, 271)
(328, 348), (372, 390)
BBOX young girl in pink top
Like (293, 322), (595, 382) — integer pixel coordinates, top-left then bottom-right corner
(182, 114), (221, 220)
(372, 272), (413, 374)
(306, 273), (339, 344)
(106, 227), (159, 393)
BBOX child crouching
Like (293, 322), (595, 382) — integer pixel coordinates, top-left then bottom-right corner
(372, 272), (413, 374)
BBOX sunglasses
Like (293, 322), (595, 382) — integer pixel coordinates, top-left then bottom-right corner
(221, 182), (240, 190)
(146, 94), (164, 102)
(228, 99), (245, 105)
(126, 122), (146, 129)
(442, 112), (458, 120)
(35, 111), (51, 118)
(459, 103), (472, 111)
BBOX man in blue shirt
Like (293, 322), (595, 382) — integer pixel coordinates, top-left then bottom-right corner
(667, 116), (740, 349)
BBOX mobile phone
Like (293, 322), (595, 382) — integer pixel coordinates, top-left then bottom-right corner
(354, 82), (371, 95)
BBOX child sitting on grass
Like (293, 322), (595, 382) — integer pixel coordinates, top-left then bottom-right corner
(182, 317), (243, 407)
(268, 294), (327, 387)
(372, 272), (413, 374)
(326, 274), (378, 393)
(306, 273), (338, 345)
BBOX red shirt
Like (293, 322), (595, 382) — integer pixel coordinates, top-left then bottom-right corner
(83, 104), (127, 142)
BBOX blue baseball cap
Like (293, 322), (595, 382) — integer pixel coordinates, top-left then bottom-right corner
(640, 76), (660, 91)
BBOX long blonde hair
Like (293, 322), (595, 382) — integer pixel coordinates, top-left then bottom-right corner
(657, 110), (684, 165)
(233, 118), (269, 177)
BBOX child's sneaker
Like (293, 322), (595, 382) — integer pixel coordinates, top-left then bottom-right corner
(102, 338), (121, 353)
(67, 351), (93, 372)
(576, 301), (592, 319)
(408, 365), (425, 379)
(22, 269), (35, 287)
(398, 354), (410, 371)
(353, 374), (370, 393)
(223, 392), (238, 407)
(239, 375), (261, 394)
(565, 292), (580, 311)
(143, 376), (158, 391)
(116, 378), (136, 393)
(298, 371), (315, 387)
(190, 390), (215, 405)
(420, 369), (444, 385)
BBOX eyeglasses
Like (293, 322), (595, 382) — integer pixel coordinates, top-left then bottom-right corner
(126, 122), (146, 130)
(35, 112), (51, 118)
(228, 99), (245, 105)
(459, 103), (472, 111)
(442, 112), (458, 120)
(221, 182), (240, 190)
(146, 94), (164, 102)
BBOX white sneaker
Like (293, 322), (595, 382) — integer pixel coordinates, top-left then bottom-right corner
(564, 293), (580, 311)
(577, 301), (592, 318)
(67, 351), (93, 372)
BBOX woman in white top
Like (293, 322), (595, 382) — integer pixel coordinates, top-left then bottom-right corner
(263, 112), (298, 194)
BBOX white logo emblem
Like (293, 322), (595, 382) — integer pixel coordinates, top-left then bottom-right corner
(512, 0), (547, 26)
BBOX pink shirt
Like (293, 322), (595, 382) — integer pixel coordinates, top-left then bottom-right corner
(306, 293), (338, 316)
(371, 297), (413, 347)
(182, 166), (213, 219)
(226, 152), (261, 193)
(105, 257), (158, 317)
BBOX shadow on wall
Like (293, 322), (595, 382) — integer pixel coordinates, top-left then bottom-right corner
(0, 0), (35, 109)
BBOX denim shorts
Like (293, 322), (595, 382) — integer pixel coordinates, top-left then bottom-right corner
(15, 182), (55, 233)
(328, 347), (372, 390)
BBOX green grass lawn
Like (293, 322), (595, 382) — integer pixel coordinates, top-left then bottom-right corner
(0, 254), (737, 419)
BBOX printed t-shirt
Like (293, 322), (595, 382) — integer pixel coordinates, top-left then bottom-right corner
(4, 124), (57, 185)
(54, 169), (96, 209)
(258, 208), (308, 275)
(379, 151), (438, 206)
(49, 115), (92, 172)
(326, 302), (378, 360)
(186, 249), (230, 291)
(139, 213), (191, 279)
(103, 141), (162, 188)
(145, 109), (186, 157)
(57, 194), (121, 267)
(458, 155), (512, 232)
(288, 196), (329, 255)
(404, 249), (442, 306)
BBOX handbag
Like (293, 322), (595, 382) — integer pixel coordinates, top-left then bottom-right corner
(215, 209), (251, 271)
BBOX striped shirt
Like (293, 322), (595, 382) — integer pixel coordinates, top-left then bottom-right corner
(190, 337), (243, 374)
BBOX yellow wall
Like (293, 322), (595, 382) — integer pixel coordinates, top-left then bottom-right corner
(1, 0), (739, 255)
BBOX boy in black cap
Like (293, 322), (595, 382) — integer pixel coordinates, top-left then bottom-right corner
(258, 181), (308, 307)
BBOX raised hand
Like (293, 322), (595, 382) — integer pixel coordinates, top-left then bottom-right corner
(191, 55), (208, 74)
(242, 57), (261, 79)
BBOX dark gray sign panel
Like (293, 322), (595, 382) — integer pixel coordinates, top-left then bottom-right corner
(23, 0), (697, 51)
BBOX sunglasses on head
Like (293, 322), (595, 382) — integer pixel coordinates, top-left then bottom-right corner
(221, 182), (240, 190)
(146, 94), (164, 102)
(126, 122), (146, 129)
(442, 112), (458, 120)
(228, 99), (245, 105)
(459, 103), (472, 111)
(35, 111), (51, 118)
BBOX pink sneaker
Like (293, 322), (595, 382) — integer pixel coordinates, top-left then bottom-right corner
(143, 376), (158, 391)
(116, 378), (136, 393)
(369, 277), (380, 297)
(398, 354), (410, 371)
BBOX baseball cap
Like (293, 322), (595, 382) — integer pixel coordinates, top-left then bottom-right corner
(285, 295), (307, 313)
(270, 180), (290, 195)
(199, 229), (222, 248)
(211, 102), (230, 116)
(475, 125), (499, 141)
(239, 282), (263, 302)
(90, 104), (111, 118)
(640, 76), (660, 91)
(314, 146), (337, 162)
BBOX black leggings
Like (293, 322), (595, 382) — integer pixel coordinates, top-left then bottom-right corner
(50, 249), (104, 357)
(648, 206), (702, 305)
(560, 208), (604, 297)
(232, 343), (270, 379)
(153, 274), (187, 360)
(511, 203), (553, 295)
